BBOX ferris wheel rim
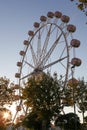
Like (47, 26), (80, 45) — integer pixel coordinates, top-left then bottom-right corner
(18, 22), (70, 84)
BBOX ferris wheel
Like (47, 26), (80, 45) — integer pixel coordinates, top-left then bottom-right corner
(14, 11), (81, 122)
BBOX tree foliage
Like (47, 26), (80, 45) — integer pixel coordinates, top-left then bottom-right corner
(70, 0), (87, 16)
(75, 78), (87, 123)
(0, 77), (15, 106)
(0, 107), (12, 130)
(55, 113), (81, 130)
(0, 77), (16, 127)
(21, 72), (87, 129)
(21, 72), (63, 129)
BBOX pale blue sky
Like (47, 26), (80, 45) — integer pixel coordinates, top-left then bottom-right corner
(0, 0), (87, 83)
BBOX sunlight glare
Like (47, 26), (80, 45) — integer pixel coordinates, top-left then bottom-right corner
(3, 112), (9, 119)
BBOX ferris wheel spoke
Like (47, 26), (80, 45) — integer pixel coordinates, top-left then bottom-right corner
(30, 44), (37, 66)
(40, 24), (52, 61)
(39, 32), (62, 67)
(60, 61), (67, 69)
(43, 55), (68, 70)
(24, 61), (35, 69)
(20, 72), (34, 80)
(59, 45), (68, 59)
(37, 31), (41, 62)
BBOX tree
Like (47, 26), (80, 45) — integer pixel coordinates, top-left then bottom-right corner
(21, 72), (63, 130)
(0, 76), (15, 106)
(0, 107), (12, 130)
(19, 72), (87, 129)
(70, 0), (87, 16)
(76, 78), (87, 123)
(62, 77), (87, 124)
(55, 113), (81, 130)
(0, 76), (16, 126)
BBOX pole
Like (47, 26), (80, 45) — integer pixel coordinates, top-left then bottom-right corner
(71, 67), (76, 114)
(71, 66), (77, 130)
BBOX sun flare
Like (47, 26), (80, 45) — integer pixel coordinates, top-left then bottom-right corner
(3, 112), (10, 119)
